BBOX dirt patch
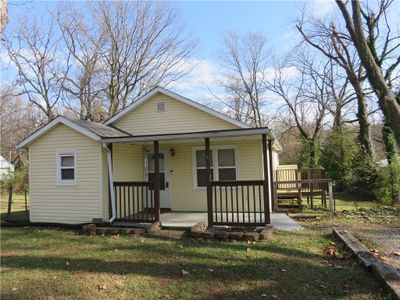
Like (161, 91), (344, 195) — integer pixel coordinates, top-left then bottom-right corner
(350, 225), (400, 270)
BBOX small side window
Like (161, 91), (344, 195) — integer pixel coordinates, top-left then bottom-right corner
(56, 151), (77, 185)
(156, 101), (166, 112)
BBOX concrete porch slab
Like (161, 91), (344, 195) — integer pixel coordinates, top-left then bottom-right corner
(159, 212), (302, 231)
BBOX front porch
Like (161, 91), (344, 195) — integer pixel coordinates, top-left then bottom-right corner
(104, 127), (277, 228)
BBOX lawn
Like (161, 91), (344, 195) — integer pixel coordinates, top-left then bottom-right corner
(0, 227), (392, 300)
(0, 192), (29, 222)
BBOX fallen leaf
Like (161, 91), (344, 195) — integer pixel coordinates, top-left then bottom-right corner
(11, 287), (17, 291)
(181, 269), (189, 276)
(371, 248), (379, 253)
(323, 245), (336, 256)
(140, 239), (145, 243)
(393, 252), (400, 256)
(380, 256), (389, 263)
(113, 234), (120, 239)
(320, 284), (327, 289)
(97, 284), (107, 290)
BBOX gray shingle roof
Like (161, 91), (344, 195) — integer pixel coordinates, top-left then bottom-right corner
(66, 117), (129, 138)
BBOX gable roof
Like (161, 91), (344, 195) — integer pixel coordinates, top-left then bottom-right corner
(104, 87), (250, 128)
(16, 116), (128, 149)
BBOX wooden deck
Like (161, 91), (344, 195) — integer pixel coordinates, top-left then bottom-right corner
(273, 168), (333, 211)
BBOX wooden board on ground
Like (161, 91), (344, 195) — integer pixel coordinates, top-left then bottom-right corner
(333, 228), (400, 299)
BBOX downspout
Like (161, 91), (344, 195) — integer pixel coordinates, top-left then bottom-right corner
(102, 143), (116, 223)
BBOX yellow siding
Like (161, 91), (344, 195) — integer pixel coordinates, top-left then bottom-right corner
(29, 125), (103, 224)
(113, 93), (239, 135)
(112, 144), (143, 181)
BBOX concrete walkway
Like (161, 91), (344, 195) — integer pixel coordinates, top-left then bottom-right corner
(160, 212), (302, 231)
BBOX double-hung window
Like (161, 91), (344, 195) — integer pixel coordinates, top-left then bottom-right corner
(217, 149), (236, 181)
(56, 151), (77, 185)
(194, 147), (237, 189)
(194, 149), (213, 187)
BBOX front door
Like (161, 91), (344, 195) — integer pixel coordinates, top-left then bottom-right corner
(145, 151), (170, 209)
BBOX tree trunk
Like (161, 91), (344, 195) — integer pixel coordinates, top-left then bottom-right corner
(382, 124), (397, 164)
(348, 73), (375, 158)
(337, 0), (400, 146)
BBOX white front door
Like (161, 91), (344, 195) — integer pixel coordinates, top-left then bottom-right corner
(145, 150), (170, 209)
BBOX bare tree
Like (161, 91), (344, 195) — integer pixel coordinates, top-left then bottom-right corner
(266, 50), (330, 167)
(56, 7), (107, 122)
(93, 1), (196, 117)
(0, 0), (7, 35)
(0, 86), (41, 161)
(324, 62), (354, 132)
(335, 0), (400, 145)
(4, 16), (68, 121)
(219, 32), (270, 127)
(297, 11), (375, 159)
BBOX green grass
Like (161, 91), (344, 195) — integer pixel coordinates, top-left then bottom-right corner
(0, 193), (29, 222)
(334, 194), (377, 211)
(0, 227), (392, 300)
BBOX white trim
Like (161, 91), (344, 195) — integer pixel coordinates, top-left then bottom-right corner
(17, 116), (101, 149)
(104, 87), (250, 128)
(56, 150), (77, 186)
(192, 145), (239, 191)
(102, 143), (116, 223)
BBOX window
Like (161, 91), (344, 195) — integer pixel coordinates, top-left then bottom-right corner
(217, 149), (236, 181)
(56, 151), (76, 185)
(156, 101), (166, 112)
(194, 150), (213, 187)
(193, 147), (237, 189)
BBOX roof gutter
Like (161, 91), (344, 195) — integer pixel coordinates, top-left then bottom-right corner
(102, 143), (116, 223)
(100, 128), (273, 144)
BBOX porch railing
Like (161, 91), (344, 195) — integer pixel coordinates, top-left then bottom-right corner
(210, 180), (266, 226)
(113, 181), (155, 222)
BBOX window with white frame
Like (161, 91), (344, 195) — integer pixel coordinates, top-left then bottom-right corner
(193, 147), (237, 188)
(56, 151), (77, 185)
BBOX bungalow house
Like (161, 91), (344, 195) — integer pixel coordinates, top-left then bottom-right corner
(17, 87), (280, 226)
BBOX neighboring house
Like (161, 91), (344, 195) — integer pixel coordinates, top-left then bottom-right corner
(17, 87), (281, 225)
(0, 155), (14, 180)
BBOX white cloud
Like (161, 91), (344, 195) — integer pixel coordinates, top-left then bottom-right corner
(169, 58), (226, 103)
(169, 57), (300, 107)
(312, 0), (335, 17)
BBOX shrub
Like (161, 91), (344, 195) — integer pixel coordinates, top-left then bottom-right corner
(320, 129), (358, 191)
(374, 155), (400, 205)
(0, 166), (29, 193)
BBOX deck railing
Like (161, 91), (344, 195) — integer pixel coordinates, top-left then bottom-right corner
(210, 180), (266, 226)
(273, 177), (333, 210)
(113, 181), (154, 222)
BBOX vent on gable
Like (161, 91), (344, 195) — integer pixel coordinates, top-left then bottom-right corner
(156, 101), (166, 112)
